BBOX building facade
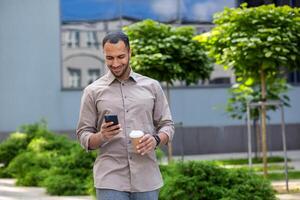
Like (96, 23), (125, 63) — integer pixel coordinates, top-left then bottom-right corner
(1, 0), (299, 155)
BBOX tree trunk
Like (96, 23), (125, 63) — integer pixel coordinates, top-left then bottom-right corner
(256, 119), (261, 158)
(253, 119), (261, 158)
(260, 69), (268, 177)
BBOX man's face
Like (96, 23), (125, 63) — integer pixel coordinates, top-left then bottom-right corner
(103, 40), (130, 80)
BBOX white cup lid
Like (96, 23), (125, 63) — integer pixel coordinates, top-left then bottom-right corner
(129, 130), (144, 138)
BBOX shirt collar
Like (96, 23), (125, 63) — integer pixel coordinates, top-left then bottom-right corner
(106, 68), (138, 85)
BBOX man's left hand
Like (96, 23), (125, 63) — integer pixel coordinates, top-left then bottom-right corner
(136, 134), (156, 155)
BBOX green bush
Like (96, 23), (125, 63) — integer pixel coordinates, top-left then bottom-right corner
(5, 129), (79, 186)
(155, 148), (165, 162)
(27, 134), (76, 155)
(159, 161), (276, 200)
(42, 144), (96, 195)
(0, 132), (28, 167)
(6, 151), (51, 186)
(0, 132), (29, 178)
(1, 120), (96, 195)
(0, 120), (55, 177)
(42, 174), (88, 196)
(19, 120), (53, 140)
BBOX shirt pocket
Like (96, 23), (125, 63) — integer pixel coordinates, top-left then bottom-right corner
(96, 97), (124, 116)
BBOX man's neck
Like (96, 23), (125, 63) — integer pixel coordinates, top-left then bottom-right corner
(119, 67), (131, 81)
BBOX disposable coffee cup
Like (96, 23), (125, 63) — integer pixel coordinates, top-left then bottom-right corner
(129, 130), (144, 153)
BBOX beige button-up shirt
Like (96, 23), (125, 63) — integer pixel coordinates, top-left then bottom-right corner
(76, 70), (174, 192)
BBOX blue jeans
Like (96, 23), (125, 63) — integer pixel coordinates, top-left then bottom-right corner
(96, 188), (159, 200)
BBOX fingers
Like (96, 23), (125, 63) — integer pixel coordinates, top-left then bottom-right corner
(137, 134), (156, 155)
(101, 122), (122, 141)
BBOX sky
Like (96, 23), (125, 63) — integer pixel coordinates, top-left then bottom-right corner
(61, 0), (236, 23)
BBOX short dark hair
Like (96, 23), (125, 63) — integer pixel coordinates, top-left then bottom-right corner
(102, 31), (130, 50)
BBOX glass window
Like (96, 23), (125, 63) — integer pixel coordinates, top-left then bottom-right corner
(209, 77), (231, 84)
(67, 31), (80, 48)
(87, 31), (99, 49)
(287, 70), (300, 84)
(68, 68), (81, 88)
(88, 69), (100, 84)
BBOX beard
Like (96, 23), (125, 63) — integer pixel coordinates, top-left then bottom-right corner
(109, 60), (130, 80)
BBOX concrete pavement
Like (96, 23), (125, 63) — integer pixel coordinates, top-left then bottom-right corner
(276, 193), (300, 200)
(273, 180), (300, 200)
(0, 179), (92, 200)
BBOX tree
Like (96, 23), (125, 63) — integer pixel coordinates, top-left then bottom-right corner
(198, 3), (300, 176)
(123, 19), (213, 161)
(226, 77), (290, 157)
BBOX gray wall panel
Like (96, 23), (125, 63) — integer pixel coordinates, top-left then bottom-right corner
(163, 124), (300, 155)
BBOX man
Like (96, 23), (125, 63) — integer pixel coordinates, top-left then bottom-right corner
(76, 31), (174, 200)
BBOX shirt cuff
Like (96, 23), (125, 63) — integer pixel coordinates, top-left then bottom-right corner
(79, 131), (93, 151)
(158, 126), (174, 142)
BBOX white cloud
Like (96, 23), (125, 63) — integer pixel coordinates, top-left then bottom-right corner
(152, 0), (178, 20)
(193, 0), (235, 21)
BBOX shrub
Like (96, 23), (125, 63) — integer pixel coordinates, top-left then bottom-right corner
(159, 161), (276, 200)
(42, 174), (88, 196)
(1, 120), (97, 196)
(0, 132), (28, 167)
(19, 120), (53, 140)
(0, 120), (55, 177)
(6, 151), (52, 186)
(155, 148), (165, 162)
(42, 144), (96, 195)
(27, 134), (76, 155)
(0, 132), (29, 178)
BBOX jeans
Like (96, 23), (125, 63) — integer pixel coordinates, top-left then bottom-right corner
(96, 188), (159, 200)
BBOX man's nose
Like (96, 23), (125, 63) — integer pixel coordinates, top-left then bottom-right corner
(111, 59), (120, 67)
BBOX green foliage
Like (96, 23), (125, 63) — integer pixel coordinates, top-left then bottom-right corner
(226, 77), (290, 120)
(200, 4), (300, 79)
(0, 132), (28, 167)
(42, 174), (89, 196)
(7, 151), (51, 186)
(124, 19), (213, 85)
(159, 161), (276, 200)
(0, 121), (96, 196)
(215, 156), (287, 165)
(197, 4), (299, 123)
(42, 144), (96, 195)
(155, 147), (165, 162)
(19, 119), (53, 140)
(267, 171), (300, 181)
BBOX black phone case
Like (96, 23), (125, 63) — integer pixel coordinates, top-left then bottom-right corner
(104, 115), (119, 126)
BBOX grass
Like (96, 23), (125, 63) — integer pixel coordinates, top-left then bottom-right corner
(266, 171), (300, 181)
(210, 156), (300, 181)
(213, 156), (290, 165)
(222, 164), (294, 172)
(252, 164), (294, 172)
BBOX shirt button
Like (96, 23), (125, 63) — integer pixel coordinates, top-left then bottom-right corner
(122, 83), (125, 86)
(129, 156), (132, 160)
(126, 110), (129, 113)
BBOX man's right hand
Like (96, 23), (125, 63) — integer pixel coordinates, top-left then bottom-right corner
(100, 121), (122, 141)
(88, 122), (122, 149)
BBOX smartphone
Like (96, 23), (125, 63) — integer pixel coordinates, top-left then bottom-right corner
(104, 114), (119, 127)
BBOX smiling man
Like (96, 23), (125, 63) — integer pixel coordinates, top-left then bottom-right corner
(76, 31), (174, 200)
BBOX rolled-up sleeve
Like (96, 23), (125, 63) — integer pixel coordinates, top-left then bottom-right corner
(76, 87), (98, 150)
(153, 82), (174, 141)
